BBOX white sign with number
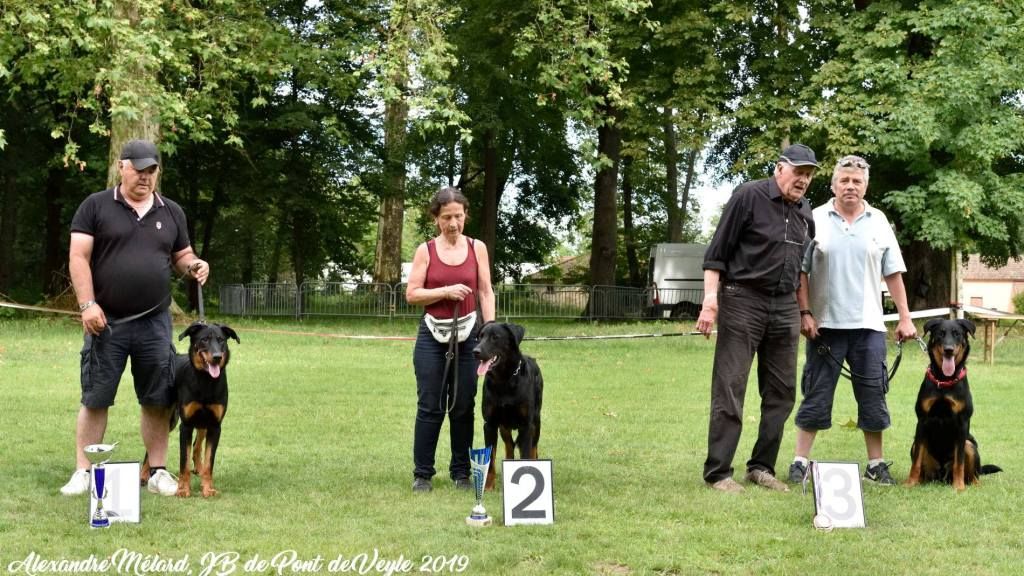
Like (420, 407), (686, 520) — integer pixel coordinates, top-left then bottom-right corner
(811, 461), (866, 529)
(502, 460), (554, 526)
(88, 461), (141, 524)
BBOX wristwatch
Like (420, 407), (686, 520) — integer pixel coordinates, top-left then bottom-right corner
(79, 300), (96, 312)
(799, 309), (813, 317)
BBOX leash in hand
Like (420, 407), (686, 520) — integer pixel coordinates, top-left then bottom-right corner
(191, 261), (206, 324)
(816, 335), (927, 391)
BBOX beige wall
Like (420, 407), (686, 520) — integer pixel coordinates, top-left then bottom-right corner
(963, 280), (1015, 312)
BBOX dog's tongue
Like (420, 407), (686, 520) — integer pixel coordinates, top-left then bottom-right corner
(207, 364), (222, 379)
(477, 358), (496, 376)
(942, 356), (955, 377)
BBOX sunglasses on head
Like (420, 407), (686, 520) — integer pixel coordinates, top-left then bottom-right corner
(837, 157), (870, 169)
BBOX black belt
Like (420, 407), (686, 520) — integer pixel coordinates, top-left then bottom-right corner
(725, 282), (793, 297)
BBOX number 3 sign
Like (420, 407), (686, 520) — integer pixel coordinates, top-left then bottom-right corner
(811, 461), (866, 528)
(502, 460), (554, 526)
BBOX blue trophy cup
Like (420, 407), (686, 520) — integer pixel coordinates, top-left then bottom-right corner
(466, 446), (493, 527)
(84, 443), (117, 529)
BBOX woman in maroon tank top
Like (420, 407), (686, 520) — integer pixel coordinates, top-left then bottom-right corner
(405, 187), (495, 492)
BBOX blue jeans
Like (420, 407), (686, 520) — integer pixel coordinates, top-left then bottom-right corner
(412, 319), (479, 480)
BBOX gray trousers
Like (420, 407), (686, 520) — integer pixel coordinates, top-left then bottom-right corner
(703, 283), (799, 484)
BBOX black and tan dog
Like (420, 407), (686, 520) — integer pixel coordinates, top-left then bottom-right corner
(171, 322), (238, 497)
(906, 318), (1000, 491)
(473, 321), (543, 491)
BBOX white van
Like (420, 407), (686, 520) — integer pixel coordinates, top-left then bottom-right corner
(647, 243), (707, 318)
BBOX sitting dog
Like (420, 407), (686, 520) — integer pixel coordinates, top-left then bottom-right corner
(905, 318), (1000, 490)
(172, 322), (238, 497)
(473, 321), (543, 491)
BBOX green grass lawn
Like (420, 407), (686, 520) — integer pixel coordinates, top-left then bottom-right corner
(1, 316), (1021, 575)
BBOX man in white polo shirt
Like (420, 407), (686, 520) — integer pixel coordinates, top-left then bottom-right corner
(787, 155), (916, 486)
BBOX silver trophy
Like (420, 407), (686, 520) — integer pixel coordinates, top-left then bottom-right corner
(84, 443), (117, 529)
(466, 446), (493, 527)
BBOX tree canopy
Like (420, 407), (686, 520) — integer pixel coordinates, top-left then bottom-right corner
(2, 0), (1022, 309)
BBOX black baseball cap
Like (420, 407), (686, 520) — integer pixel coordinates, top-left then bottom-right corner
(119, 139), (160, 170)
(778, 144), (819, 168)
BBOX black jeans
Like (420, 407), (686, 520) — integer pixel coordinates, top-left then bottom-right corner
(703, 283), (799, 483)
(412, 320), (479, 481)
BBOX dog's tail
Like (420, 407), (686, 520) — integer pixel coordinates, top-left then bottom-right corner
(169, 407), (179, 432)
(980, 464), (1002, 475)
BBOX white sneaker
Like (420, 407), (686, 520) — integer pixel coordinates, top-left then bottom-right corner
(147, 469), (178, 496)
(60, 468), (91, 496)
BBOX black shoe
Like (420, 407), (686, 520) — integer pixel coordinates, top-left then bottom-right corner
(412, 477), (432, 492)
(864, 462), (896, 485)
(453, 477), (472, 490)
(788, 461), (807, 484)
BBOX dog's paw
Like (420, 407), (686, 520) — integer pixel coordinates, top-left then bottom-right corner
(202, 487), (219, 498)
(176, 487), (191, 498)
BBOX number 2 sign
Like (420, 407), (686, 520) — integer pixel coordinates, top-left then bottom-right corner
(502, 460), (554, 526)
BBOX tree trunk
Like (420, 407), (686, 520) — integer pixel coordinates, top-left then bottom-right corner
(107, 0), (161, 188)
(201, 181), (224, 260)
(589, 110), (622, 288)
(479, 128), (499, 272)
(679, 148), (698, 241)
(902, 241), (952, 311)
(184, 155), (201, 312)
(42, 167), (67, 297)
(268, 219), (285, 284)
(662, 108), (681, 242)
(0, 172), (16, 295)
(622, 154), (640, 287)
(372, 78), (408, 285)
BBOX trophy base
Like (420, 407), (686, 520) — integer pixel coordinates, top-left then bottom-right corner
(465, 514), (492, 527)
(90, 517), (110, 529)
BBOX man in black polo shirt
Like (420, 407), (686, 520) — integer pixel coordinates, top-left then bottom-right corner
(696, 143), (819, 493)
(60, 139), (210, 497)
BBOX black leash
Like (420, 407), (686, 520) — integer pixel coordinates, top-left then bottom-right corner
(816, 336), (927, 387)
(439, 300), (459, 414)
(106, 262), (204, 333)
(194, 262), (206, 324)
(105, 294), (171, 331)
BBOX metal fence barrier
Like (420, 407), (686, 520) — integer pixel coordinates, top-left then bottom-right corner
(219, 282), (704, 321)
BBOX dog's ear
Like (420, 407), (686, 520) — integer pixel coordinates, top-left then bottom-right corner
(178, 322), (203, 342)
(508, 323), (526, 345)
(958, 318), (976, 338)
(218, 324), (240, 343)
(923, 318), (942, 337)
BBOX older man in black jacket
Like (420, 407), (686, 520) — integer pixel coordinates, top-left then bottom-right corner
(696, 144), (819, 493)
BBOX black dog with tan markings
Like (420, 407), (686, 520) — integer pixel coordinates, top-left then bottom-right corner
(173, 321), (238, 497)
(473, 321), (543, 491)
(906, 318), (1000, 491)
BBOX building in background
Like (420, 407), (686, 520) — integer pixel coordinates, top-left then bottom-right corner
(962, 255), (1024, 312)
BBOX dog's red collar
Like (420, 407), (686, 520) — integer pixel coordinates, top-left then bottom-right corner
(926, 365), (966, 389)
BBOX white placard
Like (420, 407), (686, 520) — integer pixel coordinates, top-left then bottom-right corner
(88, 461), (141, 524)
(502, 460), (554, 526)
(811, 461), (866, 529)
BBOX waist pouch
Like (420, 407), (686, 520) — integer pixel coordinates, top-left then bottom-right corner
(424, 311), (477, 343)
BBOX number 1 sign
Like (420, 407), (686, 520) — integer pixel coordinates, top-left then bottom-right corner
(502, 460), (554, 526)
